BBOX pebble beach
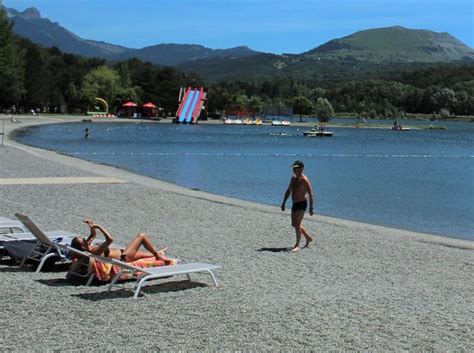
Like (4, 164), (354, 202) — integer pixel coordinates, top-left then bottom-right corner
(0, 116), (473, 351)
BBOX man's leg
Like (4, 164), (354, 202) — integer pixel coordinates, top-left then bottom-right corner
(301, 226), (314, 248)
(291, 211), (305, 252)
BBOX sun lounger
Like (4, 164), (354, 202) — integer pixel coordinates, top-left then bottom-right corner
(14, 213), (75, 272)
(55, 243), (177, 286)
(1, 230), (74, 257)
(54, 243), (97, 284)
(92, 254), (221, 299)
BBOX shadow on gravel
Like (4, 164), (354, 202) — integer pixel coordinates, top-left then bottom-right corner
(0, 266), (26, 272)
(72, 281), (207, 301)
(37, 278), (90, 287)
(257, 247), (292, 253)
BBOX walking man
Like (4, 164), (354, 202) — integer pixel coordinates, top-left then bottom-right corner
(281, 160), (315, 252)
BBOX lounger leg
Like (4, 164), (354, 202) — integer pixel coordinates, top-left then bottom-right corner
(85, 273), (95, 286)
(206, 270), (219, 287)
(186, 274), (192, 281)
(19, 241), (41, 268)
(133, 277), (148, 299)
(35, 252), (55, 273)
(108, 272), (123, 292)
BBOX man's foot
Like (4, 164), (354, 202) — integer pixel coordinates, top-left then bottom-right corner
(290, 246), (301, 253)
(303, 237), (314, 248)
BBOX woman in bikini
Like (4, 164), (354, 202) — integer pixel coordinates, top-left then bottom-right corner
(70, 219), (171, 262)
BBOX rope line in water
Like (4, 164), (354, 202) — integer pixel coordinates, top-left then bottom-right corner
(65, 152), (474, 159)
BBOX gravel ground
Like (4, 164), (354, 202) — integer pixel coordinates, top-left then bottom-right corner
(0, 116), (473, 351)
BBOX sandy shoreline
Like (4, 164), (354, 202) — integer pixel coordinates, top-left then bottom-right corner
(0, 116), (473, 351)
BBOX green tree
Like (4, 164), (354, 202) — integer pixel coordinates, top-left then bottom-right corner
(79, 66), (122, 110)
(233, 94), (249, 111)
(292, 96), (314, 122)
(430, 88), (457, 114)
(314, 97), (334, 123)
(248, 96), (264, 117)
(0, 9), (24, 109)
(23, 45), (48, 109)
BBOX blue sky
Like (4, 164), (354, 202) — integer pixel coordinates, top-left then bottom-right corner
(6, 0), (474, 53)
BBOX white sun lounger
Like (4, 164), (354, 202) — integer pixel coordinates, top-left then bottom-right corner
(15, 213), (75, 272)
(0, 230), (73, 250)
(93, 254), (221, 299)
(54, 243), (98, 285)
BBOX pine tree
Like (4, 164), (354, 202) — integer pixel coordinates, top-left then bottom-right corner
(0, 8), (25, 109)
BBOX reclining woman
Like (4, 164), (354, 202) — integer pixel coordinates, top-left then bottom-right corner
(70, 219), (173, 263)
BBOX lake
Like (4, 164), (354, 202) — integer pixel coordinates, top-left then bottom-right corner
(14, 119), (474, 240)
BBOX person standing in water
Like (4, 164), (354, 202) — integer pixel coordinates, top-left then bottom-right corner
(281, 160), (315, 252)
(84, 128), (90, 139)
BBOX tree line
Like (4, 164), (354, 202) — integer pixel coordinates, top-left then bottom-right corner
(1, 8), (473, 119)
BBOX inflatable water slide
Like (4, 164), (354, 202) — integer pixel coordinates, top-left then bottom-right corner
(175, 87), (207, 124)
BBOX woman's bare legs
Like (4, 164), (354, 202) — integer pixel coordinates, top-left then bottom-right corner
(122, 233), (169, 261)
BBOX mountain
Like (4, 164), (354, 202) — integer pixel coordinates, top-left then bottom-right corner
(4, 5), (473, 82)
(5, 7), (129, 58)
(4, 6), (260, 64)
(305, 26), (474, 63)
(177, 26), (474, 81)
(113, 44), (257, 66)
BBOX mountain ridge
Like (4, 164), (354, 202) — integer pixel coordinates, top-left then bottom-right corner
(4, 6), (260, 63)
(3, 6), (473, 81)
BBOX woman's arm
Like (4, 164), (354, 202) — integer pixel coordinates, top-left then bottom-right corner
(93, 224), (114, 244)
(88, 224), (114, 255)
(84, 219), (97, 245)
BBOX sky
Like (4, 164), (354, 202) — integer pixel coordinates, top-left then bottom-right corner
(5, 0), (474, 54)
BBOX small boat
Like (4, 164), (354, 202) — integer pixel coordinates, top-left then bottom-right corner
(392, 126), (410, 131)
(272, 120), (282, 126)
(223, 118), (234, 125)
(244, 118), (254, 125)
(303, 128), (333, 137)
(281, 120), (291, 126)
(234, 119), (243, 125)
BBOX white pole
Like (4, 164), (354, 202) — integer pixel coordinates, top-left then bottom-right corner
(1, 118), (4, 147)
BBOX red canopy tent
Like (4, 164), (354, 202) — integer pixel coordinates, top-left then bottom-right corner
(142, 102), (157, 118)
(122, 102), (137, 117)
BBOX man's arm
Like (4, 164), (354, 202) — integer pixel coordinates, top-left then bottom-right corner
(305, 177), (315, 215)
(281, 177), (294, 211)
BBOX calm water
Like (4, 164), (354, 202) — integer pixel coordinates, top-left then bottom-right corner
(15, 120), (474, 240)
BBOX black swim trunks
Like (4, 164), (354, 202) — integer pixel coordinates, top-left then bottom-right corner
(292, 200), (307, 212)
(120, 249), (127, 261)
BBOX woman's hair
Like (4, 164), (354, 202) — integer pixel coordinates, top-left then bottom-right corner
(70, 237), (82, 251)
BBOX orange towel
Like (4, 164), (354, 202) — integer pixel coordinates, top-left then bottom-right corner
(91, 257), (176, 282)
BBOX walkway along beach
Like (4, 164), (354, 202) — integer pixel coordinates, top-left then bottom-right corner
(0, 116), (473, 351)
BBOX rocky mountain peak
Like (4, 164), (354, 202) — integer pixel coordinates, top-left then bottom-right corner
(20, 7), (41, 20)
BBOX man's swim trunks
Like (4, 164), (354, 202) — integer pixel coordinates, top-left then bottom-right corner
(292, 200), (307, 212)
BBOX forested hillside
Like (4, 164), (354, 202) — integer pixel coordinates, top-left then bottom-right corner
(0, 9), (473, 118)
